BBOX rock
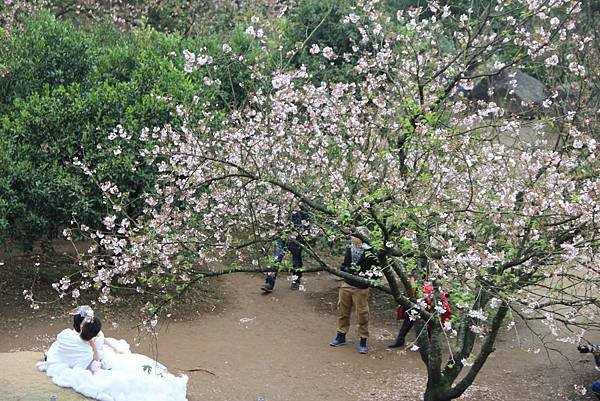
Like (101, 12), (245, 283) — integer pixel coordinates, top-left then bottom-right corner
(550, 82), (583, 114)
(551, 82), (600, 115)
(555, 82), (581, 103)
(0, 351), (90, 401)
(470, 68), (548, 115)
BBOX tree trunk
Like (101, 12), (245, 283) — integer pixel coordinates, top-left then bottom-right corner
(423, 382), (451, 401)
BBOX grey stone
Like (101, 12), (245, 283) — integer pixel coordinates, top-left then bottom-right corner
(470, 68), (548, 115)
(550, 82), (600, 115)
(0, 351), (90, 401)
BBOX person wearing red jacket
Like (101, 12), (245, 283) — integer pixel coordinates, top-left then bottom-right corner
(389, 280), (452, 348)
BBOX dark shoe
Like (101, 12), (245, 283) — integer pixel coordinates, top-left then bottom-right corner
(359, 337), (368, 354)
(388, 337), (405, 348)
(329, 332), (346, 346)
(290, 280), (300, 290)
(261, 282), (274, 293)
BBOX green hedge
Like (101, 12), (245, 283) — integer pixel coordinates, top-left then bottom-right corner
(0, 14), (197, 247)
(0, 10), (281, 248)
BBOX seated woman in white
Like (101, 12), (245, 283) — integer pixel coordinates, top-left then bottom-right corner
(38, 305), (103, 372)
(38, 306), (188, 401)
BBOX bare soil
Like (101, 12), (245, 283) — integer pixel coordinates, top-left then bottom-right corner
(0, 248), (598, 401)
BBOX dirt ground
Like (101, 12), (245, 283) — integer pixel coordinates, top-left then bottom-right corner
(1, 264), (599, 401)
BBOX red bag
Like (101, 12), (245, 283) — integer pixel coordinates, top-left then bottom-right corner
(440, 293), (452, 322)
(423, 284), (453, 322)
(396, 305), (405, 320)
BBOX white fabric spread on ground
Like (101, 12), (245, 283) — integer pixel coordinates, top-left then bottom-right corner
(42, 328), (95, 369)
(36, 329), (188, 401)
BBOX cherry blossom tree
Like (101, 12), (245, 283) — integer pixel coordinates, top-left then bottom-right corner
(26, 1), (599, 400)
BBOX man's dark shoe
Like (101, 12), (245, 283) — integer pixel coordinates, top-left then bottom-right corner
(329, 332), (346, 346)
(359, 337), (368, 354)
(388, 337), (405, 348)
(261, 282), (274, 293)
(290, 280), (301, 290)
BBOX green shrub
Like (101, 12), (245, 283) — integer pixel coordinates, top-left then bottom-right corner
(284, 0), (359, 83)
(0, 12), (92, 112)
(0, 14), (205, 247)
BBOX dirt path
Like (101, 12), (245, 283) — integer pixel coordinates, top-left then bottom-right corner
(1, 272), (598, 401)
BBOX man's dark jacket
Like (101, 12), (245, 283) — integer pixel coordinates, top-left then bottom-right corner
(341, 245), (377, 289)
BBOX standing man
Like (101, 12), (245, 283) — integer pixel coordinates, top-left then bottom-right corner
(261, 206), (311, 293)
(329, 227), (378, 354)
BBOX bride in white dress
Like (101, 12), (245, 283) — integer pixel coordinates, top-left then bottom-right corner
(37, 306), (188, 401)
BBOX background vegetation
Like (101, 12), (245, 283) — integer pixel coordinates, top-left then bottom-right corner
(0, 0), (597, 250)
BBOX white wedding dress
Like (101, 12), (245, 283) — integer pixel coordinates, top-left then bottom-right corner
(37, 329), (188, 401)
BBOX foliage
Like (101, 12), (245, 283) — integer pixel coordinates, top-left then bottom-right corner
(2, 1), (599, 400)
(283, 0), (360, 83)
(0, 14), (200, 247)
(0, 12), (92, 111)
(29, 1), (598, 401)
(0, 10), (292, 247)
(0, 0), (288, 35)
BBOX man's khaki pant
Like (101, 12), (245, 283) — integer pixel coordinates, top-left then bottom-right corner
(337, 282), (370, 339)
